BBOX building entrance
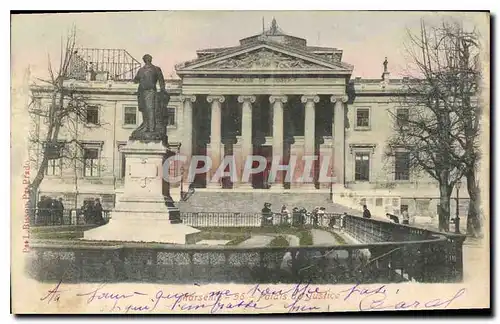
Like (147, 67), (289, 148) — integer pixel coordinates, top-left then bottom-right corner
(252, 145), (272, 189)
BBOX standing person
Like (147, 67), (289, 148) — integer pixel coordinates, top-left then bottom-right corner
(341, 212), (348, 229)
(401, 208), (410, 225)
(292, 207), (300, 227)
(94, 198), (105, 225)
(48, 197), (57, 225)
(362, 205), (372, 219)
(261, 203), (272, 227)
(281, 205), (291, 226)
(54, 197), (64, 225)
(312, 207), (319, 227)
(300, 208), (307, 227)
(317, 207), (326, 227)
(37, 196), (48, 225)
(83, 200), (93, 224)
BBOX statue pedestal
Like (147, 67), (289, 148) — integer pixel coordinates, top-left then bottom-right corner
(84, 141), (200, 244)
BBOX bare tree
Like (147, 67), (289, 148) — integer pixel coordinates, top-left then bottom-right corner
(27, 28), (104, 221)
(387, 20), (482, 234)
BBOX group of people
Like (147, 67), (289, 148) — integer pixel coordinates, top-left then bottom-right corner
(385, 208), (411, 225)
(80, 198), (106, 225)
(362, 203), (411, 225)
(261, 203), (333, 227)
(36, 196), (106, 226)
(36, 196), (65, 225)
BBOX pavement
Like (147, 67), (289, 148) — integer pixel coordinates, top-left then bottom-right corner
(310, 228), (340, 245)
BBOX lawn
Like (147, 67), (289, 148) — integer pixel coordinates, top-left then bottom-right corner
(268, 235), (290, 247)
(30, 224), (323, 247)
(195, 225), (314, 246)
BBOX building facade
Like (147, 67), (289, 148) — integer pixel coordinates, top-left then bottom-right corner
(30, 20), (469, 217)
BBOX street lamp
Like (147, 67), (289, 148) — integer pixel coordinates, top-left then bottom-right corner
(455, 179), (462, 234)
(180, 166), (185, 201)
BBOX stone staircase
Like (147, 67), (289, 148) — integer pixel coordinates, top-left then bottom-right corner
(177, 190), (363, 215)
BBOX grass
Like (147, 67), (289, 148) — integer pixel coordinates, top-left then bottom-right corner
(297, 230), (314, 246)
(195, 226), (313, 246)
(31, 225), (321, 247)
(226, 235), (251, 246)
(269, 235), (290, 247)
(192, 230), (250, 246)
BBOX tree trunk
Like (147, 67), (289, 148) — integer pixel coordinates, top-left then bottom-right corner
(466, 170), (481, 237)
(28, 186), (38, 225)
(438, 182), (452, 232)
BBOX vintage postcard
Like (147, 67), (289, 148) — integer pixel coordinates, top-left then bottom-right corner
(11, 11), (490, 314)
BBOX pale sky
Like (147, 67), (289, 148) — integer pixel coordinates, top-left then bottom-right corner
(11, 11), (488, 85)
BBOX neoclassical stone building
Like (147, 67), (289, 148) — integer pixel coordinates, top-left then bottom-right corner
(31, 20), (469, 217)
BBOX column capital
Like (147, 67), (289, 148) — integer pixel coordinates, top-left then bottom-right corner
(269, 95), (288, 104)
(207, 95), (225, 103)
(180, 95), (196, 103)
(237, 95), (256, 104)
(330, 95), (349, 103)
(301, 95), (320, 104)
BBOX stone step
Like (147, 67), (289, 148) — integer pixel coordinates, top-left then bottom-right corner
(178, 191), (362, 215)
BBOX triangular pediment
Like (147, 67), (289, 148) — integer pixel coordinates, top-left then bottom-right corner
(176, 43), (352, 73)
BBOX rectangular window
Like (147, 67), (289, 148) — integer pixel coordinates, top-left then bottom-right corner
(86, 106), (99, 125)
(124, 106), (137, 125)
(396, 108), (409, 126)
(376, 198), (383, 206)
(83, 148), (99, 177)
(46, 158), (61, 176)
(356, 108), (370, 128)
(395, 152), (410, 180)
(166, 107), (176, 126)
(354, 152), (370, 181)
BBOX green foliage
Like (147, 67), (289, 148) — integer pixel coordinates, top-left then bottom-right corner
(269, 235), (290, 247)
(297, 230), (313, 246)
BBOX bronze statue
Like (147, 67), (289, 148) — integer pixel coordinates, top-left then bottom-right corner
(129, 54), (170, 142)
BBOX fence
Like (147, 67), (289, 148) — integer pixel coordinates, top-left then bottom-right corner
(27, 213), (465, 284)
(180, 212), (342, 228)
(33, 210), (340, 228)
(30, 208), (111, 226)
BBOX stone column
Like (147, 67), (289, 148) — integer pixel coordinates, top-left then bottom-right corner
(207, 95), (225, 188)
(331, 95), (348, 187)
(180, 95), (196, 186)
(301, 95), (320, 189)
(269, 95), (287, 188)
(238, 95), (256, 189)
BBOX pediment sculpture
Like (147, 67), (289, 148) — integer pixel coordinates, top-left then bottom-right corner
(205, 49), (328, 70)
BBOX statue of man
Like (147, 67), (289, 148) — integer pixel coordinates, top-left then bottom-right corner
(130, 54), (168, 141)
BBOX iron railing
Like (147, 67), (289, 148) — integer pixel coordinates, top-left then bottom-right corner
(68, 48), (141, 81)
(27, 213), (465, 284)
(30, 208), (111, 226)
(180, 212), (342, 228)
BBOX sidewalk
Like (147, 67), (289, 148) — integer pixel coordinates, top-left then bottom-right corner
(462, 236), (489, 283)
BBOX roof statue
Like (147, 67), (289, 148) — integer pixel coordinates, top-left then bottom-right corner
(270, 18), (278, 35)
(383, 57), (388, 73)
